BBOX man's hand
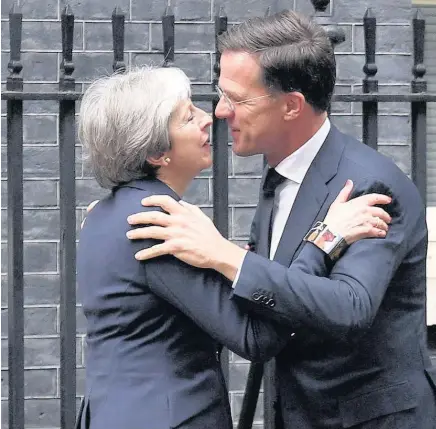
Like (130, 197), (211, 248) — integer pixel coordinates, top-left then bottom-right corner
(324, 180), (392, 244)
(126, 196), (246, 280)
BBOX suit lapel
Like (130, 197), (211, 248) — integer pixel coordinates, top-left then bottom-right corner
(256, 168), (273, 258)
(273, 125), (346, 266)
(273, 169), (328, 266)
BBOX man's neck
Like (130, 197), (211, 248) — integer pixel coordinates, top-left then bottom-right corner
(267, 112), (328, 167)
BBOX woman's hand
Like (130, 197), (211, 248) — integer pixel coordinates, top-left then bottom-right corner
(323, 180), (392, 245)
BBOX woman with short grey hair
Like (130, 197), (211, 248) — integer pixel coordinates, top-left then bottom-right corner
(79, 66), (192, 189)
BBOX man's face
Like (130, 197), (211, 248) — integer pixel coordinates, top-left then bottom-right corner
(215, 51), (287, 159)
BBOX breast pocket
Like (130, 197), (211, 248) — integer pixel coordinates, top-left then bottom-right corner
(338, 381), (418, 428)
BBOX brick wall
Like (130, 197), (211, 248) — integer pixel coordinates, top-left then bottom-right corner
(0, 0), (423, 428)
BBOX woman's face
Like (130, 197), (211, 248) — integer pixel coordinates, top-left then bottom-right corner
(167, 99), (213, 178)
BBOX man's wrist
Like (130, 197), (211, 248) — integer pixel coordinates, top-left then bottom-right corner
(209, 238), (248, 282)
(303, 221), (348, 262)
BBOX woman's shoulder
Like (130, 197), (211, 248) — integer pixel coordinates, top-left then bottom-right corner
(115, 177), (180, 200)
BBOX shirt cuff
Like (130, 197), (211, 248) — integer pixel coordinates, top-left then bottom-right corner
(231, 252), (248, 288)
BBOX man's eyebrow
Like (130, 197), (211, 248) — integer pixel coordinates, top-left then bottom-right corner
(220, 86), (245, 99)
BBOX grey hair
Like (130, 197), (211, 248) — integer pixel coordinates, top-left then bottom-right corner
(78, 66), (191, 189)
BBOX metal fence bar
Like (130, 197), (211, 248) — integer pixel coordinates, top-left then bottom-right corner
(112, 7), (126, 73)
(7, 4), (24, 429)
(263, 359), (276, 429)
(411, 9), (427, 207)
(237, 363), (264, 429)
(212, 6), (230, 385)
(362, 8), (378, 151)
(59, 6), (77, 429)
(162, 5), (175, 67)
(3, 92), (436, 103)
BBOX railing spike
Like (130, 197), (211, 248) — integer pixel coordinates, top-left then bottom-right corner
(362, 6), (378, 151)
(218, 5), (226, 17)
(164, 5), (174, 17)
(212, 4), (228, 87)
(113, 5), (124, 15)
(8, 2), (23, 85)
(112, 6), (126, 72)
(414, 8), (424, 21)
(411, 8), (428, 203)
(10, 1), (21, 14)
(363, 7), (377, 80)
(62, 4), (73, 15)
(364, 7), (374, 19)
(162, 4), (175, 67)
(412, 7), (426, 83)
(60, 4), (75, 89)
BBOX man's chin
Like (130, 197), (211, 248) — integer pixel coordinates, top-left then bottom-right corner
(231, 140), (252, 157)
(232, 146), (257, 157)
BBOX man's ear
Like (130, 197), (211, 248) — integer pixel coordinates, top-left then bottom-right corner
(283, 92), (306, 121)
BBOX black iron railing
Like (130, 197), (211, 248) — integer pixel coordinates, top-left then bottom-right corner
(1, 1), (435, 429)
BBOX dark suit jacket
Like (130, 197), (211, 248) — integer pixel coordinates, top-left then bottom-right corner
(76, 178), (289, 429)
(233, 125), (436, 428)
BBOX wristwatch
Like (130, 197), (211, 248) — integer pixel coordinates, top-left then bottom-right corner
(303, 221), (349, 262)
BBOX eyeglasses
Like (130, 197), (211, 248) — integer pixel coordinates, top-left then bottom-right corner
(215, 85), (271, 111)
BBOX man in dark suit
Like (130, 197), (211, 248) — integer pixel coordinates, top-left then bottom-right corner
(126, 10), (436, 429)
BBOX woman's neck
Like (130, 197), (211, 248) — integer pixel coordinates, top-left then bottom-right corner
(156, 170), (192, 198)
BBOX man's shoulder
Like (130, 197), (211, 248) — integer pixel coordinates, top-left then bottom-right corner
(336, 129), (408, 183)
(332, 127), (423, 212)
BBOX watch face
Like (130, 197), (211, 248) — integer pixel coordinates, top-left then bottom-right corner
(304, 222), (327, 242)
(322, 230), (335, 243)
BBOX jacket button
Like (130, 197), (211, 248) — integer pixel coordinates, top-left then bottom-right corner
(252, 292), (262, 301)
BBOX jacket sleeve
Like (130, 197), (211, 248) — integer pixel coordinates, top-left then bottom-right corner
(247, 205), (261, 252)
(232, 183), (427, 342)
(141, 253), (290, 362)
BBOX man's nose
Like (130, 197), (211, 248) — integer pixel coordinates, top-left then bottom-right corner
(215, 96), (232, 119)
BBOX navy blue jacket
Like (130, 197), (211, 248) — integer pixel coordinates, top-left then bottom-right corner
(76, 178), (289, 429)
(234, 125), (436, 428)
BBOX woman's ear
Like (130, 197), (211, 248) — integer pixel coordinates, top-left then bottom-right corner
(147, 154), (171, 167)
(283, 92), (306, 121)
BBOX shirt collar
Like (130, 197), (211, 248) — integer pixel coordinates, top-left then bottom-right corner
(275, 118), (331, 184)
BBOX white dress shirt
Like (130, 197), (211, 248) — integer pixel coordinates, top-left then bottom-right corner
(232, 118), (331, 287)
(269, 118), (331, 259)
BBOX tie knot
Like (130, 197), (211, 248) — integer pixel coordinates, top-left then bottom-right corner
(263, 168), (286, 197)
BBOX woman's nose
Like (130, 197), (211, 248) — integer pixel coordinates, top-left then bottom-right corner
(199, 112), (212, 129)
